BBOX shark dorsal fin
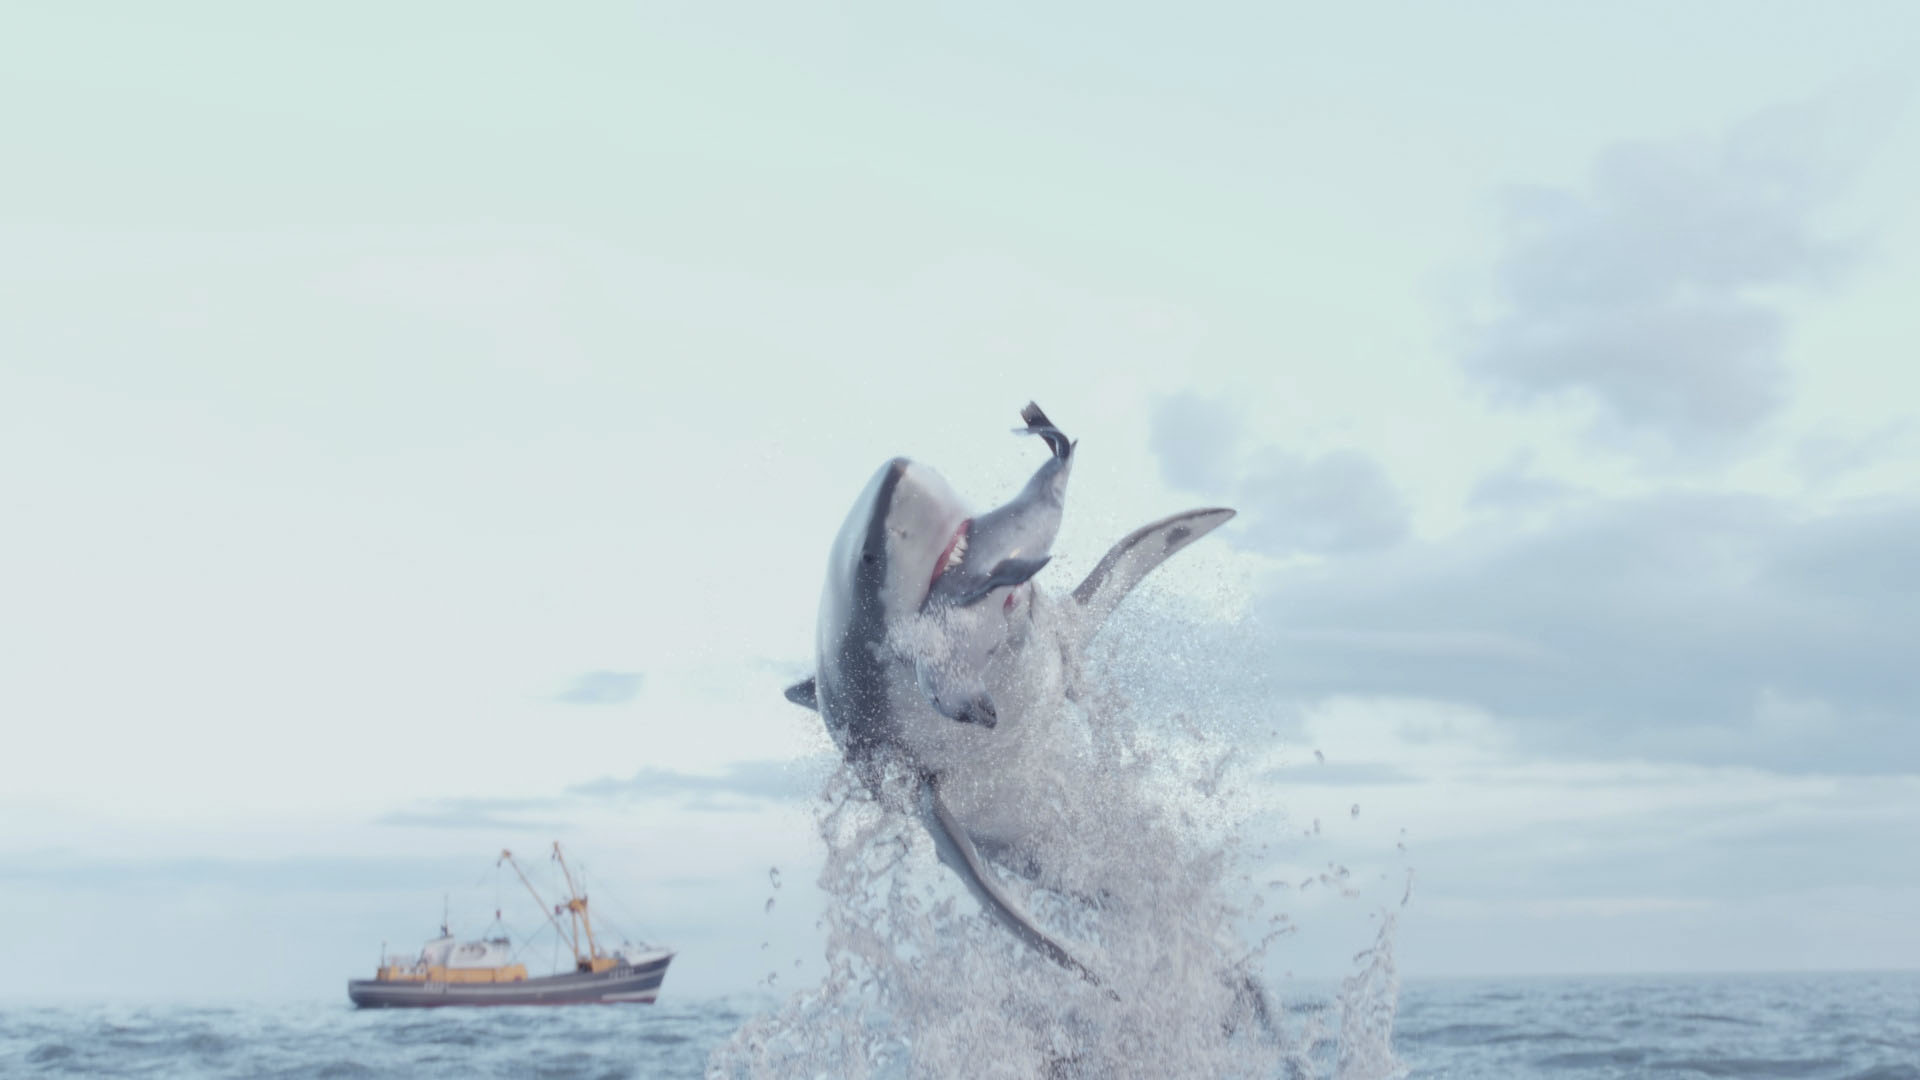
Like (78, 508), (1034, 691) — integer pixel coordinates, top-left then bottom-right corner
(1070, 507), (1236, 642)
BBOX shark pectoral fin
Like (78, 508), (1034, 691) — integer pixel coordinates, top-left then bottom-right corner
(783, 677), (819, 711)
(915, 661), (998, 728)
(1070, 507), (1237, 642)
(955, 555), (1053, 606)
(920, 775), (1107, 991)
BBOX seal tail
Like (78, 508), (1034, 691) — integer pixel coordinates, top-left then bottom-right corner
(1016, 402), (1073, 461)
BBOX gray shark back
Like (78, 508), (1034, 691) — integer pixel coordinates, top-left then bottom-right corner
(811, 458), (907, 770)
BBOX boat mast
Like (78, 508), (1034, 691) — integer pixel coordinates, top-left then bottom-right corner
(498, 848), (585, 969)
(551, 842), (602, 962)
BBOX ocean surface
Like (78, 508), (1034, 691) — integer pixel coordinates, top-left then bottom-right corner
(4, 972), (1914, 1079)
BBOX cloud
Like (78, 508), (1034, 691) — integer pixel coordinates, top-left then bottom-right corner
(1461, 103), (1863, 457)
(567, 759), (827, 803)
(1149, 394), (1411, 556)
(1258, 761), (1420, 787)
(1407, 773), (1920, 900)
(376, 759), (827, 829)
(1245, 492), (1920, 773)
(1468, 452), (1582, 511)
(0, 853), (481, 892)
(1149, 392), (1244, 492)
(1795, 420), (1917, 488)
(375, 797), (571, 831)
(1233, 448), (1412, 555)
(555, 670), (643, 705)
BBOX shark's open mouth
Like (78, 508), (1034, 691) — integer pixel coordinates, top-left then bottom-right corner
(930, 519), (971, 592)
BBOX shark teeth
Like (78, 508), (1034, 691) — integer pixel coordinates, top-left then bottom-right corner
(931, 522), (970, 590)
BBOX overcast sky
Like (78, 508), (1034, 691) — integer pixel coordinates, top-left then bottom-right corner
(2, 3), (1917, 1002)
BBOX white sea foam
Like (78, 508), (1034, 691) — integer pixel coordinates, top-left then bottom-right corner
(712, 595), (1405, 1080)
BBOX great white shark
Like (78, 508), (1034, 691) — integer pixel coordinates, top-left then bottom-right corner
(784, 403), (1235, 986)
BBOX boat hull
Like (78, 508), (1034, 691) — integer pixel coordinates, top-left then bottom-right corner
(348, 954), (672, 1008)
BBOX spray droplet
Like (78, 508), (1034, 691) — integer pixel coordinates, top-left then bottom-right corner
(1350, 803), (1360, 819)
(769, 866), (782, 889)
(764, 897), (775, 914)
(1313, 749), (1325, 763)
(1312, 817), (1322, 835)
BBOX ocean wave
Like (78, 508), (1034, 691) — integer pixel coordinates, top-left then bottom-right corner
(1535, 1047), (1652, 1068)
(1662, 1057), (1850, 1078)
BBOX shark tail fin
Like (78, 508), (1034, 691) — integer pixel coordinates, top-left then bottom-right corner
(1015, 402), (1073, 460)
(919, 775), (1109, 993)
(783, 676), (818, 711)
(1069, 507), (1236, 644)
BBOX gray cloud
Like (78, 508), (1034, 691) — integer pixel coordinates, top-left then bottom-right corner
(1149, 395), (1411, 556)
(377, 759), (828, 829)
(1233, 448), (1411, 555)
(1796, 420), (1917, 488)
(376, 796), (571, 831)
(1149, 392), (1244, 492)
(0, 853), (482, 892)
(1406, 778), (1920, 902)
(1462, 104), (1861, 456)
(555, 670), (643, 705)
(1468, 452), (1582, 511)
(567, 759), (826, 803)
(1247, 493), (1919, 773)
(1258, 761), (1420, 787)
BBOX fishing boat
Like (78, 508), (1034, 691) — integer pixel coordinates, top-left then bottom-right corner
(348, 843), (674, 1008)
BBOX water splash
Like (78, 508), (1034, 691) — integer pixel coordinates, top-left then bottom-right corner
(712, 594), (1402, 1079)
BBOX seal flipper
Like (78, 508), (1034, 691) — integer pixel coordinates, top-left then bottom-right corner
(920, 774), (1105, 989)
(1015, 402), (1073, 460)
(1070, 507), (1236, 644)
(783, 677), (818, 710)
(952, 554), (1052, 607)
